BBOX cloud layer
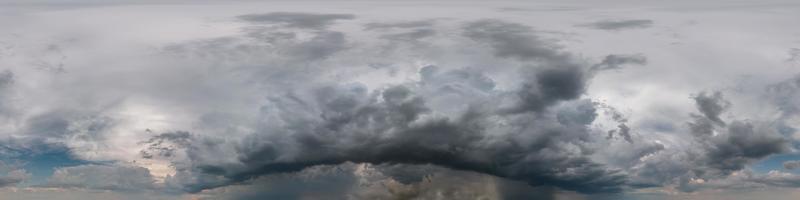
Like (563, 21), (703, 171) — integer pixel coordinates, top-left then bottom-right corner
(0, 1), (799, 199)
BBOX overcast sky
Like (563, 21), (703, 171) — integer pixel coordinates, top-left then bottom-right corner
(1, 1), (800, 199)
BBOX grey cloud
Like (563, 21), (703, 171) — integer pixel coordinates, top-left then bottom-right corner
(693, 91), (730, 126)
(364, 20), (434, 30)
(616, 123), (633, 144)
(24, 110), (114, 142)
(151, 19), (629, 195)
(200, 163), (574, 200)
(0, 70), (13, 88)
(749, 171), (800, 188)
(287, 31), (348, 61)
(204, 164), (360, 200)
(461, 20), (589, 114)
(162, 81), (622, 194)
(419, 65), (496, 93)
(462, 19), (569, 62)
(0, 70), (15, 116)
(591, 54), (647, 71)
(140, 131), (191, 159)
(787, 48), (800, 64)
(379, 28), (437, 41)
(0, 136), (71, 159)
(678, 170), (800, 192)
(237, 12), (355, 29)
(683, 91), (788, 180)
(507, 66), (588, 114)
(595, 102), (633, 143)
(3, 2), (800, 199)
(555, 99), (597, 126)
(628, 90), (790, 191)
(0, 161), (29, 188)
(580, 19), (653, 30)
(44, 164), (157, 191)
(704, 121), (789, 174)
(783, 160), (800, 170)
(766, 75), (800, 117)
(626, 149), (695, 189)
(165, 29), (349, 65)
(608, 142), (664, 169)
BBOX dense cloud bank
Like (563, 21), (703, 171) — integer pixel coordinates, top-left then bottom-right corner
(0, 2), (799, 199)
(145, 17), (628, 194)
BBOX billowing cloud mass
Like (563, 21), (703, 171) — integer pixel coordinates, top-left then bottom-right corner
(1, 1), (800, 200)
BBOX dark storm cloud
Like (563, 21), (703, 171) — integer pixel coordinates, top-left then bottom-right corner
(591, 54), (647, 71)
(579, 19), (653, 30)
(208, 164), (360, 200)
(506, 66), (587, 114)
(237, 12), (355, 29)
(204, 163), (569, 200)
(154, 18), (628, 193)
(162, 83), (625, 194)
(783, 160), (800, 170)
(364, 20), (435, 30)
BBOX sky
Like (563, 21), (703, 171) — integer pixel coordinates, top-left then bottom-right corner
(0, 0), (800, 199)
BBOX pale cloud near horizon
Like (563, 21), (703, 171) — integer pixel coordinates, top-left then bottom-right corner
(1, 1), (800, 199)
